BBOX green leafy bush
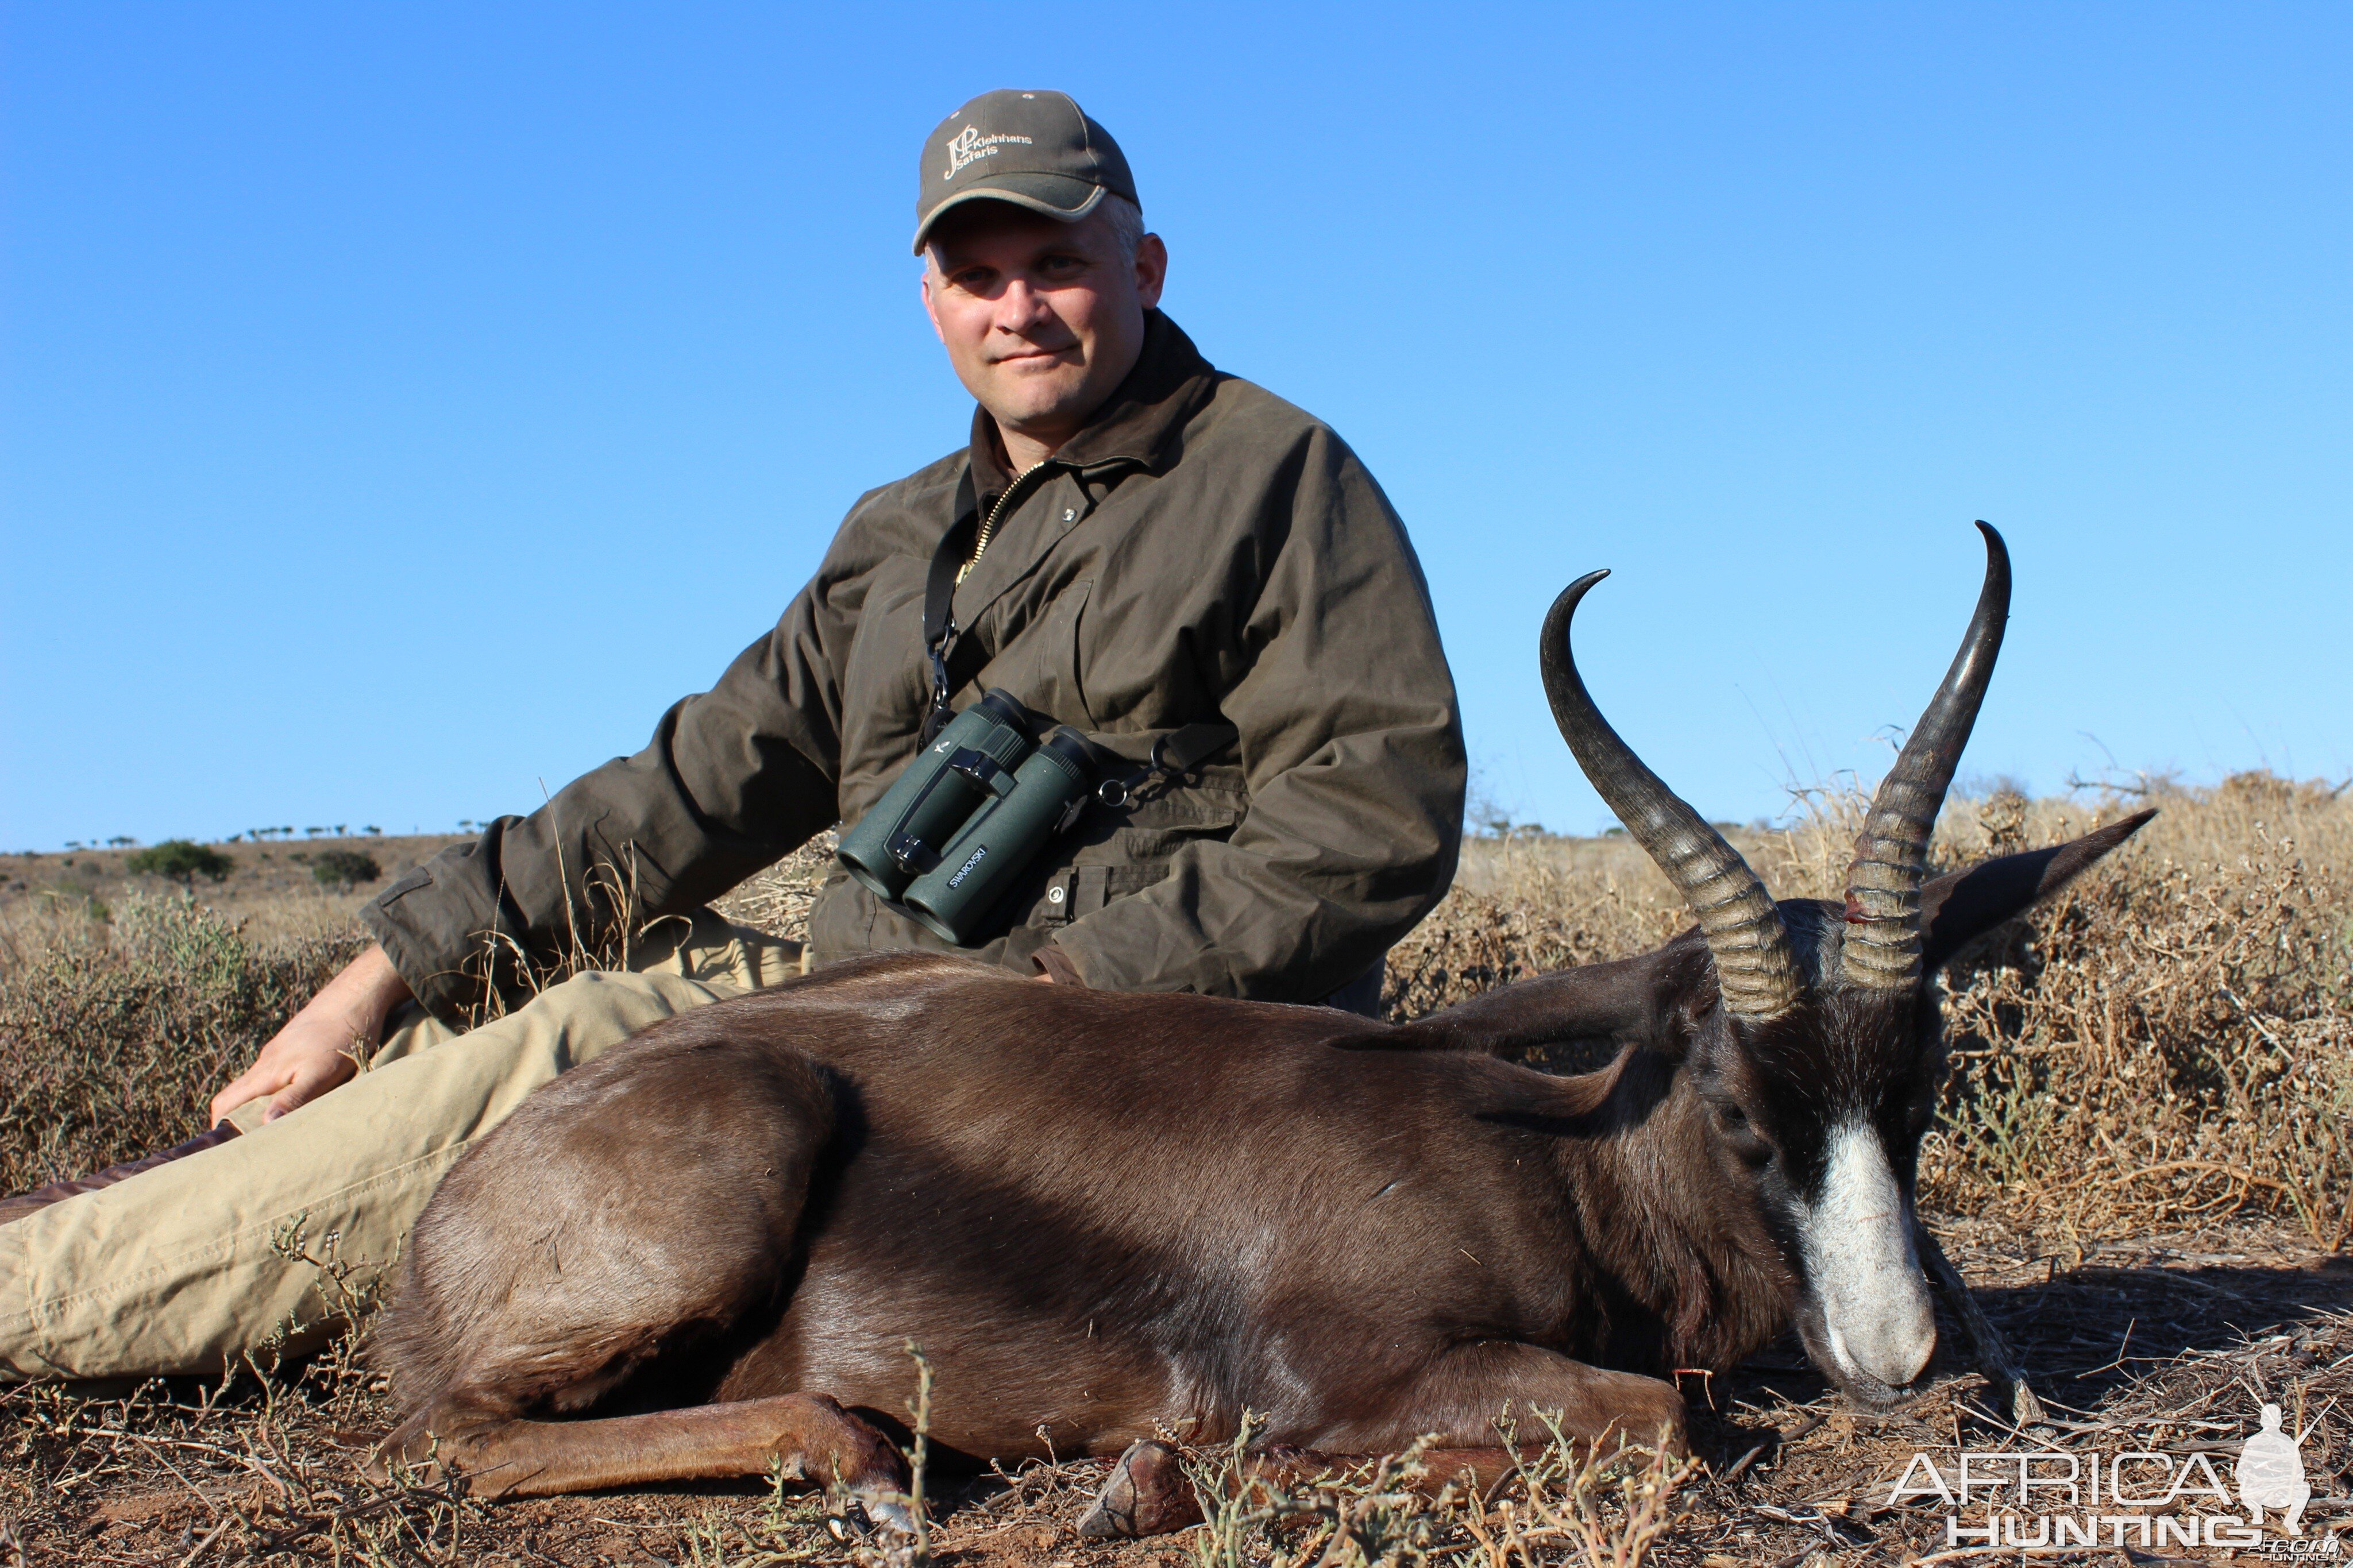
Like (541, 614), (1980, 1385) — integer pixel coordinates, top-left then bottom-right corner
(125, 839), (234, 887)
(310, 848), (381, 887)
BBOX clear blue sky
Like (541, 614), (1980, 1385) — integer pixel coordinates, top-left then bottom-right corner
(5, 3), (2347, 850)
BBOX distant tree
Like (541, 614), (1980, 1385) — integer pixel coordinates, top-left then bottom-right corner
(128, 840), (234, 888)
(106, 835), (139, 848)
(311, 848), (381, 889)
(363, 825), (383, 836)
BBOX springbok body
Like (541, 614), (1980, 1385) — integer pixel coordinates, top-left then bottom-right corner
(376, 525), (2149, 1531)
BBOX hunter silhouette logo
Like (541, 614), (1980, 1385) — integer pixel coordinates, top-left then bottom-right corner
(2239, 1403), (2313, 1536)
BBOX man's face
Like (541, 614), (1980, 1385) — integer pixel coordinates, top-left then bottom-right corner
(921, 201), (1167, 456)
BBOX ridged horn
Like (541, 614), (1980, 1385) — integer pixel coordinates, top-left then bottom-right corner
(1542, 571), (1800, 1021)
(1842, 522), (2012, 991)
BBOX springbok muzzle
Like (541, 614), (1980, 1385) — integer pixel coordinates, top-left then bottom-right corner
(1799, 1122), (1937, 1391)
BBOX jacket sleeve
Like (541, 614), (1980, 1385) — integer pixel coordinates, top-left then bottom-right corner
(1047, 430), (1466, 1002)
(360, 536), (871, 1025)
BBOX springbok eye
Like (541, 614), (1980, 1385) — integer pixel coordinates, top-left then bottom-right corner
(1713, 1104), (1772, 1168)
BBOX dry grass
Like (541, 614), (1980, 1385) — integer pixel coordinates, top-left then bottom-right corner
(2, 775), (2348, 1565)
(1164, 1415), (1698, 1568)
(1389, 772), (2353, 1251)
(0, 894), (364, 1194)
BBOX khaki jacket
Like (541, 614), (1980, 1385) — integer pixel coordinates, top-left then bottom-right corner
(364, 314), (1465, 1021)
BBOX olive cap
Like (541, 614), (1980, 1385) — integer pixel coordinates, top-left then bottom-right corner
(913, 90), (1138, 254)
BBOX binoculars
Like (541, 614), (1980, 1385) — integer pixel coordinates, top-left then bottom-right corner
(836, 689), (1096, 944)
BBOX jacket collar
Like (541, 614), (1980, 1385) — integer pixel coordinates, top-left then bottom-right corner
(963, 311), (1218, 508)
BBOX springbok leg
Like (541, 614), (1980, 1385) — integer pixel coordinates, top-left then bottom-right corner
(374, 1034), (860, 1500)
(1078, 1438), (1541, 1538)
(1080, 1341), (1687, 1539)
(385, 1392), (911, 1517)
(1323, 1339), (1688, 1457)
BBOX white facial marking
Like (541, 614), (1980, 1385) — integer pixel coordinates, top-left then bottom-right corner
(1800, 1122), (1936, 1389)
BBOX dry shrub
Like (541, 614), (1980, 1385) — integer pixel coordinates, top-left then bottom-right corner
(0, 893), (361, 1193)
(1389, 771), (2353, 1248)
(1178, 1415), (1694, 1568)
(1923, 773), (2353, 1248)
(1382, 839), (1687, 1028)
(710, 831), (837, 940)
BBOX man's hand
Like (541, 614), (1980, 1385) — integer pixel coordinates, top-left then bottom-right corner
(1031, 945), (1083, 986)
(209, 945), (413, 1125)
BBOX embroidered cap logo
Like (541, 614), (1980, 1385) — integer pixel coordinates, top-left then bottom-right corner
(943, 125), (1035, 181)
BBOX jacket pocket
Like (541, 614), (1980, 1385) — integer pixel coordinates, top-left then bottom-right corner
(1032, 577), (1097, 728)
(1033, 862), (1185, 924)
(1024, 767), (1247, 926)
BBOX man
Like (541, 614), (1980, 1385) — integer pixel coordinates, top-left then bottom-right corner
(1, 91), (1464, 1380)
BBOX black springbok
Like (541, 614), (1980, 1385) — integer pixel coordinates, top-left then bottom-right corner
(373, 523), (2149, 1534)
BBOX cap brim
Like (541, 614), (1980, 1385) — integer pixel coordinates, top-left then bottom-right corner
(912, 173), (1107, 254)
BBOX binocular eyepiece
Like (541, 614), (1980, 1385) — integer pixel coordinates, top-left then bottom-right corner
(836, 690), (1097, 944)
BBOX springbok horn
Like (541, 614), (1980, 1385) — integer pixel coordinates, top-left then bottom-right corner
(1541, 572), (1800, 1021)
(1842, 522), (2012, 990)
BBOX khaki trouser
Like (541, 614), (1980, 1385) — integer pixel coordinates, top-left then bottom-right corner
(0, 912), (799, 1382)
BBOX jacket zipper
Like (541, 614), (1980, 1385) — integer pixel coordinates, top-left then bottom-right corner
(959, 461), (1050, 585)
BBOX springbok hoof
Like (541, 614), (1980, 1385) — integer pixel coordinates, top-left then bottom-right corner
(1078, 1438), (1201, 1539)
(362, 1437), (441, 1489)
(824, 1493), (917, 1541)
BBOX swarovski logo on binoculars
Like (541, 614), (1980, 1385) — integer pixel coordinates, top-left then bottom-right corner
(838, 690), (1099, 944)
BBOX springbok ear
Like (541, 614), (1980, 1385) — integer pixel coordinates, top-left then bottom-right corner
(1919, 809), (2155, 972)
(1365, 943), (1714, 1057)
